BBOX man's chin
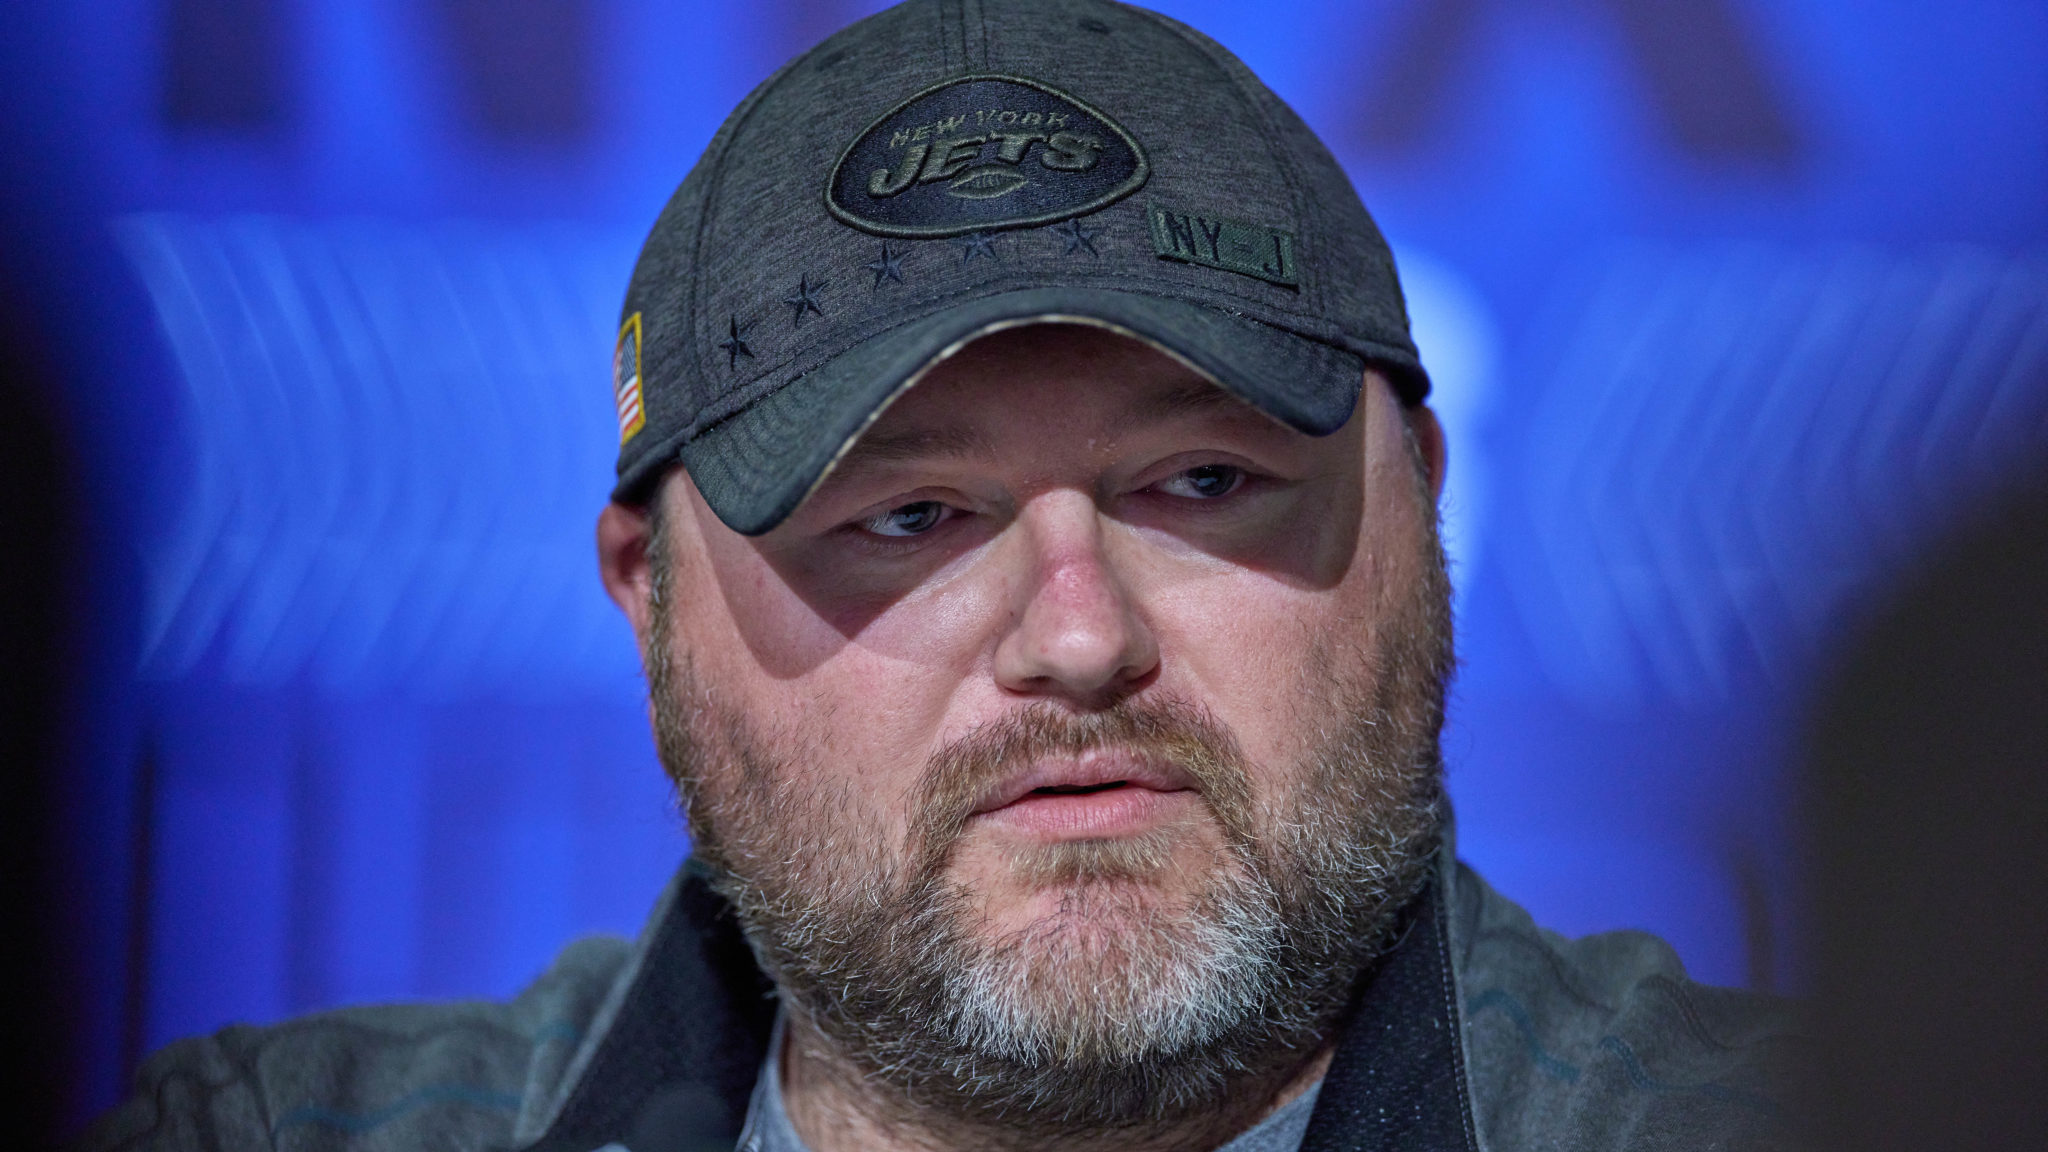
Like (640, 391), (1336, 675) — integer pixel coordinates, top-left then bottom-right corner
(952, 835), (1236, 937)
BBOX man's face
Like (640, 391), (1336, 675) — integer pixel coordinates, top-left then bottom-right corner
(602, 323), (1452, 1132)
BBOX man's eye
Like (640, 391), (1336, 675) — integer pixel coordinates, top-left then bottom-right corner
(1155, 464), (1245, 500)
(861, 500), (951, 537)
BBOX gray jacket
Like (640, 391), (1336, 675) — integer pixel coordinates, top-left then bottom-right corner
(83, 846), (1803, 1150)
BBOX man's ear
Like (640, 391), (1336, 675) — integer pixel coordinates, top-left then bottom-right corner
(1406, 403), (1448, 503)
(598, 497), (657, 648)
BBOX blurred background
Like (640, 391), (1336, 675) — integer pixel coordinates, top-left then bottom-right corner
(2, 0), (2043, 1140)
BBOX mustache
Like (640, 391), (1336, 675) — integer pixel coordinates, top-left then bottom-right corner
(905, 696), (1260, 877)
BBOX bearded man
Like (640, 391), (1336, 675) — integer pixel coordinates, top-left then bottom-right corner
(85, 1), (1798, 1150)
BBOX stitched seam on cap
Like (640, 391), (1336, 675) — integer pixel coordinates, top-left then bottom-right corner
(673, 275), (1360, 443)
(718, 244), (1347, 392)
(673, 298), (1405, 453)
(941, 0), (960, 74)
(1132, 8), (1316, 311)
(689, 49), (819, 403)
(966, 0), (989, 70)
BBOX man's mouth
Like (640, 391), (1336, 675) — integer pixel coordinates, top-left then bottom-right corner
(969, 754), (1200, 840)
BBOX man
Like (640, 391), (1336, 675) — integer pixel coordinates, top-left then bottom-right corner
(87, 1), (1798, 1149)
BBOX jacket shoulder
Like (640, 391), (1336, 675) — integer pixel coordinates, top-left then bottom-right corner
(76, 935), (631, 1152)
(1450, 862), (1806, 1151)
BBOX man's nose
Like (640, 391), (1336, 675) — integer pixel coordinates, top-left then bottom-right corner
(991, 491), (1160, 705)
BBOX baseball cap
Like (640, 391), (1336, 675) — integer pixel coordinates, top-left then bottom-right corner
(611, 0), (1429, 535)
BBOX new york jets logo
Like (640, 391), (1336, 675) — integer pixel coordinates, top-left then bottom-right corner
(827, 75), (1150, 239)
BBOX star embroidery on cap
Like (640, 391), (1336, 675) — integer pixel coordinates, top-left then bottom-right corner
(864, 243), (905, 288)
(719, 316), (755, 369)
(1054, 218), (1099, 257)
(955, 231), (999, 263)
(783, 276), (827, 326)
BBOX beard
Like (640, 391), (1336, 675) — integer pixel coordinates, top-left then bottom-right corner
(642, 496), (1454, 1141)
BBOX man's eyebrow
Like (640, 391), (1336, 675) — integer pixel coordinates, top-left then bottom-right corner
(835, 423), (998, 470)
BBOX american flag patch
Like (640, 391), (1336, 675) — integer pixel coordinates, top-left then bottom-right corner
(613, 313), (645, 444)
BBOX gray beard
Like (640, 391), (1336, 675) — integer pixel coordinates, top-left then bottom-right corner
(642, 511), (1454, 1141)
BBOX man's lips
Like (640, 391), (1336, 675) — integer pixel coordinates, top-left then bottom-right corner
(965, 751), (1201, 840)
(971, 750), (1199, 816)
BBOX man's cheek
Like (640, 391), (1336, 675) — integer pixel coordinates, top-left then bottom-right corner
(1156, 590), (1332, 751)
(832, 558), (1012, 671)
(765, 678), (948, 840)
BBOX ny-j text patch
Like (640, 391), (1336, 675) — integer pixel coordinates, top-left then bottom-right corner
(827, 75), (1149, 239)
(1148, 203), (1298, 287)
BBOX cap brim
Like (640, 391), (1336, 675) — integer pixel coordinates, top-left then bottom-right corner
(667, 287), (1393, 536)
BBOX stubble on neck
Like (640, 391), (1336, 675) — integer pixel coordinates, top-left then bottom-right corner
(779, 1005), (1337, 1152)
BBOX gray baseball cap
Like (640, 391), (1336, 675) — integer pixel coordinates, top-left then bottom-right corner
(611, 0), (1428, 535)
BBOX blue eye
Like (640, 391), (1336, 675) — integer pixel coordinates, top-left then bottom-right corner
(1158, 464), (1245, 500)
(863, 500), (950, 537)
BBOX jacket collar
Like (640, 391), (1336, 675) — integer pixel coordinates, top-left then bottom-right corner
(516, 858), (776, 1152)
(520, 850), (1477, 1152)
(1300, 852), (1480, 1152)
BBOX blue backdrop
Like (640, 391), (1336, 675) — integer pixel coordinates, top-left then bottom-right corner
(6, 0), (2043, 1134)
